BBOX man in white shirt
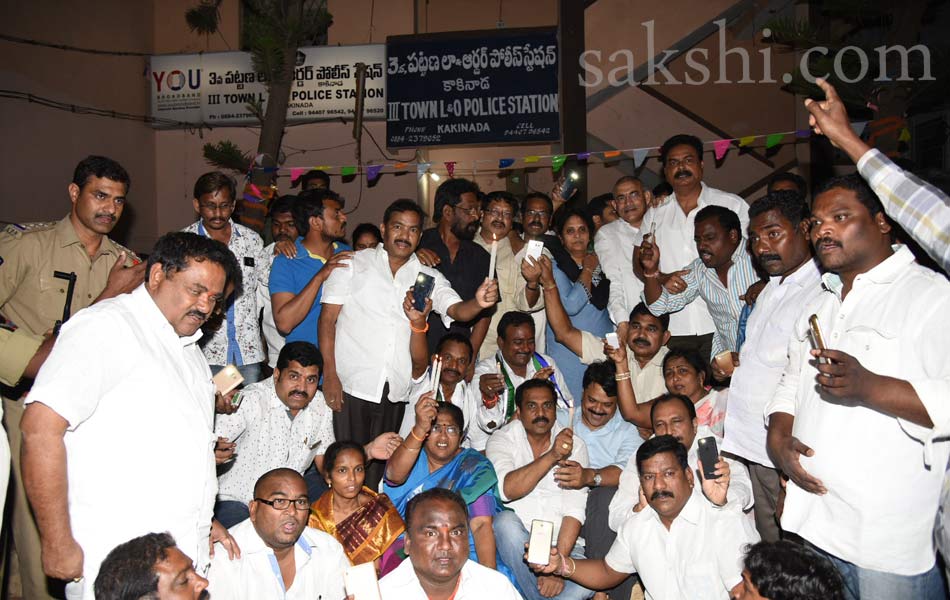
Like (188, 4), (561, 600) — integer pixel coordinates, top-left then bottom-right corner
(94, 532), (210, 600)
(530, 435), (758, 600)
(594, 176), (648, 327)
(208, 469), (350, 600)
(379, 488), (523, 600)
(182, 171), (266, 383)
(213, 341), (400, 527)
(257, 195), (298, 369)
(609, 393), (753, 532)
(474, 190), (543, 360)
(633, 134), (749, 360)
(400, 333), (478, 445)
(319, 199), (498, 489)
(487, 380), (591, 600)
(472, 311), (574, 450)
(766, 174), (950, 598)
(20, 232), (242, 599)
(722, 191), (822, 543)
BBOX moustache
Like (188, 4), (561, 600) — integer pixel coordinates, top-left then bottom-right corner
(757, 253), (782, 263)
(588, 410), (607, 417)
(395, 239), (411, 246)
(492, 220), (505, 229)
(650, 490), (675, 501)
(186, 310), (208, 321)
(674, 170), (692, 179)
(274, 234), (293, 242)
(443, 369), (461, 378)
(633, 337), (650, 346)
(531, 416), (550, 425)
(817, 237), (842, 249)
(95, 213), (116, 222)
(289, 390), (307, 398)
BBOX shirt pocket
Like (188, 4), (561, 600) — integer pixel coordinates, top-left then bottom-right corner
(842, 321), (899, 376)
(37, 271), (71, 324)
(683, 563), (722, 600)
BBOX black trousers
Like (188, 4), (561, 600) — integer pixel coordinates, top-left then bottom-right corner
(582, 486), (637, 600)
(333, 383), (405, 490)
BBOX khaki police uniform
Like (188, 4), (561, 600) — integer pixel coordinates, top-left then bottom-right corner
(0, 216), (135, 599)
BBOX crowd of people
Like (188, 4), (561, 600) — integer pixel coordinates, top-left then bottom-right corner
(1, 79), (949, 600)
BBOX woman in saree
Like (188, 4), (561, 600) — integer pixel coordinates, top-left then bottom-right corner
(384, 393), (511, 578)
(308, 441), (405, 575)
(663, 348), (728, 437)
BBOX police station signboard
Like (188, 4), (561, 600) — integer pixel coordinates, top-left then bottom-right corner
(149, 44), (385, 127)
(385, 28), (560, 148)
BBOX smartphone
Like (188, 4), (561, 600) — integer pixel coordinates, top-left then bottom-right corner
(527, 519), (554, 565)
(343, 562), (381, 600)
(808, 314), (829, 364)
(697, 436), (721, 480)
(230, 390), (244, 408)
(605, 332), (620, 349)
(526, 239), (545, 262)
(561, 171), (580, 200)
(412, 272), (436, 311)
(213, 365), (244, 396)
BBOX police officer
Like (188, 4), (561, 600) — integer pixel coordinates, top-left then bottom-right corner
(0, 155), (144, 599)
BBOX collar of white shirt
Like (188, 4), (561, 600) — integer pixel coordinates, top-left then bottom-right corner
(820, 245), (911, 298)
(131, 284), (204, 347)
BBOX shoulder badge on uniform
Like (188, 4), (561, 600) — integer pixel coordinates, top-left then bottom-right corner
(2, 221), (57, 240)
(112, 241), (142, 265)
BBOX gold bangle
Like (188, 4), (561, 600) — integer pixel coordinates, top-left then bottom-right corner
(614, 373), (631, 381)
(564, 556), (577, 577)
(643, 271), (660, 279)
(403, 444), (420, 452)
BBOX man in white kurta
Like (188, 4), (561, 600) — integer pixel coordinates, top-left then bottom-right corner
(21, 232), (236, 599)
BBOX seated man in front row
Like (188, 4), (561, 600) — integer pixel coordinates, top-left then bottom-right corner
(608, 393), (753, 533)
(379, 488), (522, 599)
(530, 435), (759, 600)
(95, 532), (209, 600)
(208, 468), (350, 599)
(213, 341), (400, 527)
(472, 310), (575, 450)
(487, 379), (591, 600)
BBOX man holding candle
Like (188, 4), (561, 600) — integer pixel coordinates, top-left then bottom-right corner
(475, 190), (544, 360)
(417, 178), (492, 358)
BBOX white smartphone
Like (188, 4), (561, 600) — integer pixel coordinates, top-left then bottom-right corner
(526, 239), (544, 262)
(527, 519), (554, 565)
(344, 562), (381, 600)
(605, 332), (620, 349)
(213, 365), (244, 395)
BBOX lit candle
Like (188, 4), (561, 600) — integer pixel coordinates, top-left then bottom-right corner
(487, 232), (498, 281)
(431, 357), (443, 395)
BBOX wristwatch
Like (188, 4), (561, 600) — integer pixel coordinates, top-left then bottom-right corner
(592, 470), (602, 487)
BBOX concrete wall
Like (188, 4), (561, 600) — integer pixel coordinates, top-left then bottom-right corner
(2, 0), (807, 253)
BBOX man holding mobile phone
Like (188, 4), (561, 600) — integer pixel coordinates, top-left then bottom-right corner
(765, 174), (950, 598)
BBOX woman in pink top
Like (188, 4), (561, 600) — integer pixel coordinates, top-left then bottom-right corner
(662, 348), (728, 437)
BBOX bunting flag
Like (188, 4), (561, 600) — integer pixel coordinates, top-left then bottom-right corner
(713, 139), (731, 161)
(852, 121), (868, 137)
(290, 167), (307, 183)
(633, 148), (649, 168)
(258, 127), (813, 176)
(898, 127), (912, 142)
(765, 133), (785, 149)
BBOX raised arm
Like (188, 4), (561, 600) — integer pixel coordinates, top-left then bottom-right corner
(539, 256), (584, 356)
(446, 278), (499, 323)
(384, 391), (436, 484)
(402, 290), (433, 379)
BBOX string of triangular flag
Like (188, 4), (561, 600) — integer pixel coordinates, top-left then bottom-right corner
(274, 122), (876, 183)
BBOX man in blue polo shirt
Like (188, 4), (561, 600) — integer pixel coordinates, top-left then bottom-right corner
(269, 188), (352, 345)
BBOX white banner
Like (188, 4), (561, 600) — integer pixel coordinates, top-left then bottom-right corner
(149, 44), (386, 127)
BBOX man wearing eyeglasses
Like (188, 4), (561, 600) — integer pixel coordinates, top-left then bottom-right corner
(594, 176), (649, 339)
(416, 178), (492, 358)
(208, 468), (349, 600)
(183, 171), (266, 384)
(632, 134), (749, 361)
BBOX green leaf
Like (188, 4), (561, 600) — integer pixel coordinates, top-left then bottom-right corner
(203, 140), (251, 173)
(185, 0), (224, 36)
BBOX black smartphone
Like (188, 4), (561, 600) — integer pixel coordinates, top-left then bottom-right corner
(697, 436), (720, 480)
(561, 171), (580, 200)
(412, 273), (436, 311)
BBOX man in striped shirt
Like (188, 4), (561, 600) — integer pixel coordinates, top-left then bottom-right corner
(639, 206), (760, 361)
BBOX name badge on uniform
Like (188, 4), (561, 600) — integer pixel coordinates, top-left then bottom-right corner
(243, 256), (255, 267)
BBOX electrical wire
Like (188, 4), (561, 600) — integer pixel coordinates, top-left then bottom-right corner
(0, 32), (151, 57)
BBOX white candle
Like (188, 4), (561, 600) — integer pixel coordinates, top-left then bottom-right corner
(487, 233), (498, 280)
(431, 357), (442, 395)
